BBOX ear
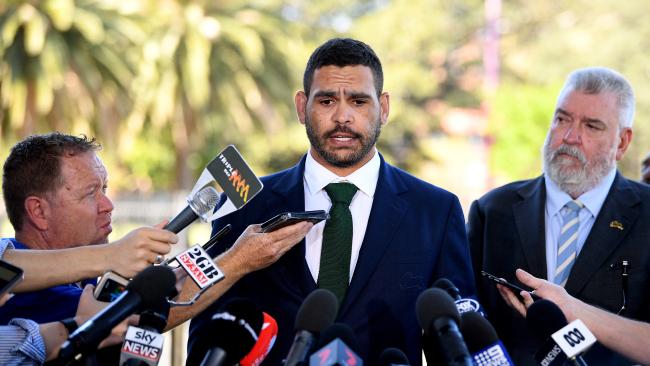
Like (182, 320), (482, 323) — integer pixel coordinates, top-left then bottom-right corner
(23, 196), (50, 231)
(615, 128), (633, 161)
(379, 92), (390, 126)
(295, 91), (308, 125)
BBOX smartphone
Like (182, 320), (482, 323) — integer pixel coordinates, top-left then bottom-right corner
(94, 271), (129, 302)
(0, 259), (24, 296)
(260, 210), (329, 233)
(481, 270), (541, 301)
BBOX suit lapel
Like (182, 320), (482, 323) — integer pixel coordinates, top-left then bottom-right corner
(266, 156), (318, 296)
(513, 177), (548, 279)
(566, 173), (641, 294)
(338, 158), (408, 317)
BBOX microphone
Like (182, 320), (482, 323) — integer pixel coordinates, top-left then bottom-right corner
(191, 298), (263, 366)
(308, 323), (362, 366)
(239, 312), (279, 366)
(119, 298), (170, 366)
(378, 348), (410, 366)
(433, 278), (483, 315)
(284, 289), (339, 366)
(460, 311), (513, 366)
(416, 287), (472, 366)
(58, 266), (177, 362)
(164, 186), (220, 233)
(528, 299), (593, 366)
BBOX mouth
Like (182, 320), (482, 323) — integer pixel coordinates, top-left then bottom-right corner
(326, 131), (360, 147)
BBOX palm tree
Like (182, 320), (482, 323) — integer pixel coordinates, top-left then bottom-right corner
(0, 0), (143, 144)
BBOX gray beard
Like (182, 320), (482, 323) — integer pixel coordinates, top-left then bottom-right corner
(542, 134), (617, 197)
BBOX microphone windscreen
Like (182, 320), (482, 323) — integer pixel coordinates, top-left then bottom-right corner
(460, 311), (499, 353)
(526, 299), (568, 341)
(213, 298), (264, 353)
(416, 287), (460, 334)
(190, 186), (220, 218)
(316, 323), (360, 353)
(379, 347), (410, 365)
(295, 289), (338, 332)
(127, 265), (177, 309)
(433, 278), (460, 299)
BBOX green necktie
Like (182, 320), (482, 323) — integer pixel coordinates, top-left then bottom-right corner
(318, 182), (358, 304)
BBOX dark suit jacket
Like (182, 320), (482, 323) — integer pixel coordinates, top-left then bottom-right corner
(187, 155), (475, 365)
(468, 173), (650, 365)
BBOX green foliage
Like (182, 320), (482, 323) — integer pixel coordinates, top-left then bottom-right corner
(488, 82), (560, 181)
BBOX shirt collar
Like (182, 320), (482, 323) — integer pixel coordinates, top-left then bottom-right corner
(545, 168), (617, 218)
(304, 149), (380, 198)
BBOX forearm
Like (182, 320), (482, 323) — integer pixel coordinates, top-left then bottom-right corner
(570, 300), (650, 364)
(6, 246), (110, 292)
(165, 251), (245, 330)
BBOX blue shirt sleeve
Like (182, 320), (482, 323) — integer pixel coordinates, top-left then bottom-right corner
(0, 239), (15, 259)
(0, 318), (46, 365)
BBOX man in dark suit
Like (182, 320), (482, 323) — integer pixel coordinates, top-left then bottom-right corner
(468, 67), (650, 365)
(188, 38), (475, 365)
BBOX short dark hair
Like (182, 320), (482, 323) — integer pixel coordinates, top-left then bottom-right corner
(303, 38), (383, 97)
(2, 132), (101, 231)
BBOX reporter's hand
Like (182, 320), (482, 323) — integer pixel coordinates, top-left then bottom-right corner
(74, 285), (140, 349)
(497, 269), (576, 321)
(224, 221), (313, 277)
(107, 222), (178, 278)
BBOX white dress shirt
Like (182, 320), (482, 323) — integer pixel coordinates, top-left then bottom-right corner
(544, 168), (616, 282)
(303, 149), (380, 283)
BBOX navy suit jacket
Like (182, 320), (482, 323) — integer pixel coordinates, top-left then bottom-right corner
(188, 155), (475, 365)
(468, 173), (650, 365)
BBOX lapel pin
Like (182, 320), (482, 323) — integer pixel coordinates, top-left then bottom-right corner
(609, 220), (624, 231)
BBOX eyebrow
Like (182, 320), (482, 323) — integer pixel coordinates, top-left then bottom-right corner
(556, 108), (606, 125)
(312, 90), (373, 100)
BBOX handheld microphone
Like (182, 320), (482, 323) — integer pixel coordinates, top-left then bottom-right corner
(284, 289), (339, 366)
(528, 299), (593, 366)
(58, 266), (176, 362)
(164, 186), (220, 233)
(119, 298), (170, 366)
(433, 278), (483, 315)
(308, 323), (362, 366)
(188, 298), (263, 366)
(378, 348), (410, 366)
(416, 287), (472, 366)
(240, 312), (278, 366)
(460, 311), (513, 366)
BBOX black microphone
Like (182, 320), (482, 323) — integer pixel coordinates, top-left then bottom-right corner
(379, 347), (410, 366)
(460, 311), (513, 365)
(433, 278), (483, 315)
(416, 287), (472, 366)
(58, 266), (176, 362)
(284, 289), (338, 366)
(308, 323), (362, 366)
(120, 298), (171, 366)
(164, 186), (220, 233)
(528, 299), (590, 366)
(189, 298), (263, 366)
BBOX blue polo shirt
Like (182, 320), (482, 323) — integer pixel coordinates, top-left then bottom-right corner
(0, 238), (95, 325)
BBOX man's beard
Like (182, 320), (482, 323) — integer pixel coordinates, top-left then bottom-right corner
(542, 133), (617, 197)
(305, 116), (381, 168)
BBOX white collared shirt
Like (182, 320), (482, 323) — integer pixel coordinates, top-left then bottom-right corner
(303, 149), (380, 283)
(544, 168), (616, 282)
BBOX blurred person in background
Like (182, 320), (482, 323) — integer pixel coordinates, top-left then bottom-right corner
(641, 151), (650, 184)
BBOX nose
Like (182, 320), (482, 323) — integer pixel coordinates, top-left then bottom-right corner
(562, 122), (581, 144)
(333, 101), (353, 125)
(99, 192), (114, 214)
